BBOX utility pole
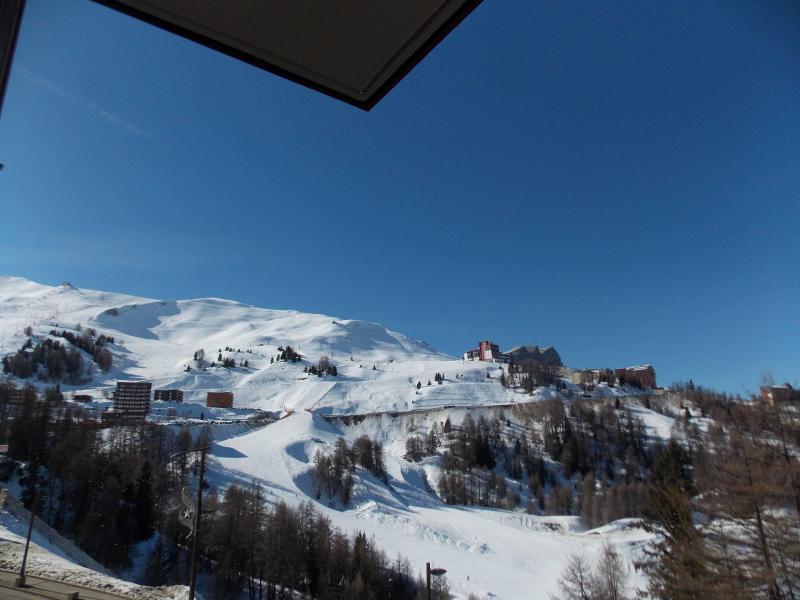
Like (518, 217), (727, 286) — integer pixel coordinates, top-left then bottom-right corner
(188, 447), (206, 600)
(15, 485), (36, 588)
(425, 562), (446, 600)
(426, 562), (431, 600)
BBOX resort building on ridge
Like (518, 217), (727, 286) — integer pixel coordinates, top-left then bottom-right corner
(571, 366), (657, 389)
(761, 384), (800, 405)
(463, 340), (503, 362)
(615, 365), (657, 389)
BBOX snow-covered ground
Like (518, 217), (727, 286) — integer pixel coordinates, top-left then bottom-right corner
(209, 410), (654, 599)
(0, 276), (680, 598)
(0, 275), (648, 416)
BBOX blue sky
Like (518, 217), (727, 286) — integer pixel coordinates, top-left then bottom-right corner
(1, 0), (798, 394)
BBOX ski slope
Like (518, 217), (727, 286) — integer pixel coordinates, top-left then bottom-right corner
(0, 275), (539, 414)
(0, 276), (671, 598)
(209, 410), (653, 600)
(0, 275), (658, 426)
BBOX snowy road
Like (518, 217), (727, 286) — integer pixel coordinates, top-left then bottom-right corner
(0, 569), (133, 599)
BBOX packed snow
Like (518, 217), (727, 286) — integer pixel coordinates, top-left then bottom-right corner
(209, 410), (653, 599)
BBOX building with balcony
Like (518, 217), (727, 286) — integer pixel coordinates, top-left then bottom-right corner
(154, 388), (184, 402)
(207, 391), (234, 408)
(113, 381), (151, 420)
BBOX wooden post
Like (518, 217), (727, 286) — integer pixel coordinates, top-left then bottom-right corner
(188, 448), (206, 600)
(426, 561), (431, 600)
(16, 486), (36, 588)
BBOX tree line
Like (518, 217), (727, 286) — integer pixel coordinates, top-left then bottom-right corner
(202, 487), (423, 599)
(1, 394), (427, 598)
(2, 327), (114, 383)
(552, 388), (800, 599)
(4, 338), (87, 383)
(638, 395), (799, 600)
(430, 401), (651, 522)
(49, 328), (114, 372)
(277, 345), (301, 363)
(313, 436), (387, 505)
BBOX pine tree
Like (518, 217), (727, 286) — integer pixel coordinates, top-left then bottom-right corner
(135, 461), (155, 540)
(8, 387), (35, 461)
(144, 537), (171, 586)
(643, 440), (717, 600)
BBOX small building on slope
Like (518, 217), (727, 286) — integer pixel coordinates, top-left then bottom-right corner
(207, 391), (234, 408)
(154, 388), (184, 402)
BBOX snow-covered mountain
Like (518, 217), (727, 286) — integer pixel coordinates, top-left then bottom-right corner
(0, 276), (674, 599)
(0, 276), (444, 362)
(0, 275), (488, 412)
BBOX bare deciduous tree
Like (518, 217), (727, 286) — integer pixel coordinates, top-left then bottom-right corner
(552, 545), (628, 600)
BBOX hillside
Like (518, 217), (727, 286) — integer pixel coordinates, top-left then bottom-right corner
(0, 275), (475, 412)
(0, 276), (699, 599)
(0, 277), (640, 415)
